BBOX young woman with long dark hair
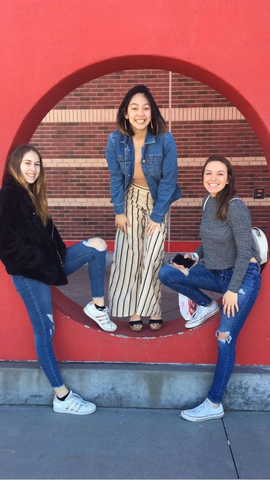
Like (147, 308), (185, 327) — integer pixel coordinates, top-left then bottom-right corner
(158, 155), (261, 421)
(106, 85), (182, 332)
(0, 144), (117, 415)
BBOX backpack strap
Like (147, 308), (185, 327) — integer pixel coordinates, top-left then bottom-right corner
(203, 195), (243, 212)
(202, 195), (210, 211)
(202, 195), (244, 224)
(229, 197), (242, 204)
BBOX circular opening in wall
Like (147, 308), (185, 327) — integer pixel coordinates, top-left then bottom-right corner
(31, 67), (268, 339)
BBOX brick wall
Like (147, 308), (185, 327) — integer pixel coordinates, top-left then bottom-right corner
(30, 69), (269, 244)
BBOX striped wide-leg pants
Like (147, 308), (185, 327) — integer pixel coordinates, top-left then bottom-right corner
(109, 183), (168, 318)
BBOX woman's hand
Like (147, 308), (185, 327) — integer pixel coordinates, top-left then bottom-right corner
(170, 255), (190, 274)
(170, 252), (197, 274)
(115, 214), (131, 235)
(171, 262), (189, 274)
(222, 290), (239, 318)
(147, 219), (161, 237)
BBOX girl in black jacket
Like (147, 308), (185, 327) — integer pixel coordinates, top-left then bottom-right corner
(0, 144), (117, 415)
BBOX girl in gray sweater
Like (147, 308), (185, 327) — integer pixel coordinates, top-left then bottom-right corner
(158, 155), (261, 422)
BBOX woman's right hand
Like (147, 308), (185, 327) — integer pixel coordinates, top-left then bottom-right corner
(170, 255), (189, 274)
(115, 214), (131, 235)
(171, 262), (189, 275)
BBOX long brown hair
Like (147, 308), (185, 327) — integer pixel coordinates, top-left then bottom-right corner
(2, 144), (50, 225)
(202, 155), (236, 220)
(117, 84), (166, 136)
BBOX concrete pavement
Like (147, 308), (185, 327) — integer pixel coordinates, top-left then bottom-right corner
(1, 405), (270, 479)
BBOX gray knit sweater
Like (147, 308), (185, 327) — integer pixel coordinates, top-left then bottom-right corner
(196, 195), (260, 292)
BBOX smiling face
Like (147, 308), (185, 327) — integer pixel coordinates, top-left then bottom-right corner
(203, 160), (229, 197)
(20, 150), (41, 184)
(125, 93), (152, 135)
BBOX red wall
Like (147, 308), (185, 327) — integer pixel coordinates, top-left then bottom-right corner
(0, 0), (270, 365)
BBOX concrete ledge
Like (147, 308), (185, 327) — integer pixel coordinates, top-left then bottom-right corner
(0, 362), (270, 410)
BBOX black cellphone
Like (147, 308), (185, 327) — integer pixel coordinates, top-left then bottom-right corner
(171, 253), (195, 268)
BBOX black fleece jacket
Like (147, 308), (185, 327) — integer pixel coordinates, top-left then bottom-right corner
(0, 177), (68, 285)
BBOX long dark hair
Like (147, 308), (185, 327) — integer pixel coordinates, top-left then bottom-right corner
(117, 84), (166, 136)
(2, 144), (50, 225)
(202, 155), (236, 220)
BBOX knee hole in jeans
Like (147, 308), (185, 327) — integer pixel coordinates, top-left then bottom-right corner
(47, 314), (55, 337)
(216, 330), (232, 344)
(83, 237), (107, 251)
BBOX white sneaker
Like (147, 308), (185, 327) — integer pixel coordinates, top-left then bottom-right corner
(185, 300), (220, 329)
(83, 301), (117, 332)
(53, 390), (96, 415)
(181, 398), (224, 422)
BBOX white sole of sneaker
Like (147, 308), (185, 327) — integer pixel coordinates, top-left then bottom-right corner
(180, 410), (224, 422)
(185, 305), (221, 329)
(53, 405), (97, 415)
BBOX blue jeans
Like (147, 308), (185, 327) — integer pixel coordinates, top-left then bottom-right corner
(12, 240), (107, 389)
(158, 262), (261, 403)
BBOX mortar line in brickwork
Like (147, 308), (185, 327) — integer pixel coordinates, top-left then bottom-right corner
(47, 197), (270, 208)
(43, 156), (267, 168)
(41, 106), (244, 123)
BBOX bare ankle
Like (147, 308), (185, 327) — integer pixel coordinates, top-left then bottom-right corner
(130, 313), (141, 321)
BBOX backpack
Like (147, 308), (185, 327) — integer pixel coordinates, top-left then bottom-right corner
(251, 227), (269, 265)
(203, 195), (269, 265)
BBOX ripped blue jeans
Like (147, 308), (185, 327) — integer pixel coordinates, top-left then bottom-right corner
(158, 261), (261, 403)
(11, 239), (107, 389)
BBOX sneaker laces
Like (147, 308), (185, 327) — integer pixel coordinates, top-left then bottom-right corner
(191, 305), (205, 320)
(190, 398), (210, 413)
(94, 307), (112, 325)
(70, 392), (87, 404)
(65, 392), (87, 411)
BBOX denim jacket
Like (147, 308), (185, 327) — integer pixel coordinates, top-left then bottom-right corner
(105, 130), (182, 223)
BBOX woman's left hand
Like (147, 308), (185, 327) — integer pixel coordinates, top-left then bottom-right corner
(222, 290), (239, 318)
(147, 219), (161, 237)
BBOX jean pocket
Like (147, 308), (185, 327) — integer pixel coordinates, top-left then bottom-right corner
(245, 262), (261, 278)
(117, 156), (131, 175)
(219, 268), (233, 283)
(145, 154), (163, 176)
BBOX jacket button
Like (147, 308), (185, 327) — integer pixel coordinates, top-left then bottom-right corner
(142, 159), (146, 163)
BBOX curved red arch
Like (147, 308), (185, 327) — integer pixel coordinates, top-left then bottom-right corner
(10, 55), (270, 168)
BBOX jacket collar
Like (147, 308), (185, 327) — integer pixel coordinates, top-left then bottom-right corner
(4, 176), (26, 191)
(120, 131), (156, 146)
(4, 176), (33, 202)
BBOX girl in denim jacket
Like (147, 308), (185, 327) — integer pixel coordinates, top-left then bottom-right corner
(106, 85), (182, 331)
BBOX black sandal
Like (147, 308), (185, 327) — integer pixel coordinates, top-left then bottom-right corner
(149, 319), (163, 331)
(129, 320), (143, 332)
